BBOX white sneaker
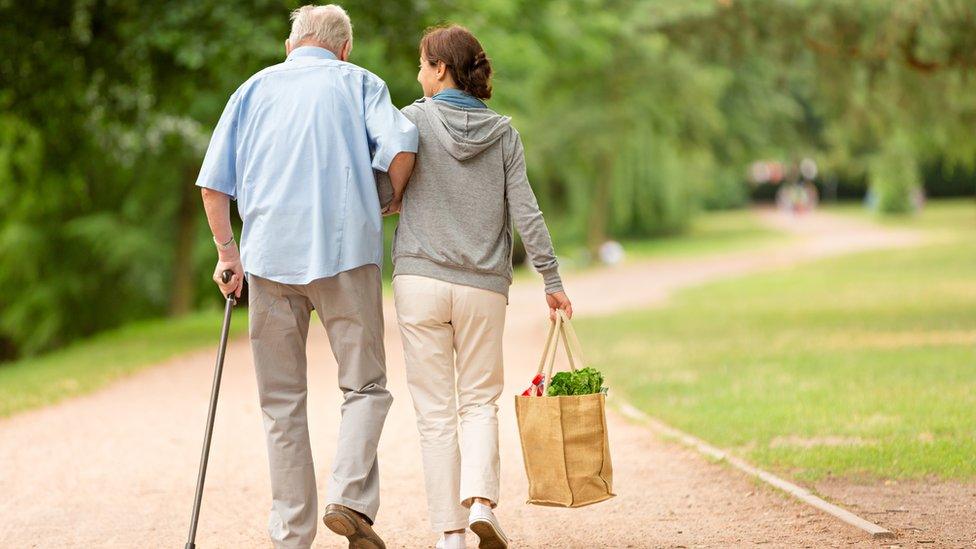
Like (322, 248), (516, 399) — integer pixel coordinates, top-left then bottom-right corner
(468, 502), (509, 549)
(435, 532), (467, 549)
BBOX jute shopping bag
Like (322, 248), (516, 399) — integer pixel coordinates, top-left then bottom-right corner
(515, 310), (615, 507)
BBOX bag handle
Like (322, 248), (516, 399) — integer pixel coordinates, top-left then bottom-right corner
(542, 313), (564, 390)
(537, 310), (587, 391)
(557, 309), (587, 367)
(538, 312), (564, 386)
(535, 315), (559, 376)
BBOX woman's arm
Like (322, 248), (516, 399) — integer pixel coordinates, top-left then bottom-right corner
(386, 151), (415, 211)
(380, 103), (422, 215)
(504, 130), (573, 318)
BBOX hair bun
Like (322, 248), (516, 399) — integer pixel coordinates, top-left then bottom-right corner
(421, 25), (493, 100)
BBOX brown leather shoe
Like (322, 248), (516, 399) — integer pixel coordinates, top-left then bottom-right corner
(322, 504), (386, 549)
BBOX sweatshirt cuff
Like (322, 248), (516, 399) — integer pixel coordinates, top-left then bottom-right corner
(540, 267), (563, 294)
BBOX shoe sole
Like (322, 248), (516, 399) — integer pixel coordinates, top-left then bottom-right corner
(470, 519), (509, 549)
(323, 509), (386, 549)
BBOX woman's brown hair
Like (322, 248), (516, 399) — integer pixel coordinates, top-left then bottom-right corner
(420, 24), (492, 100)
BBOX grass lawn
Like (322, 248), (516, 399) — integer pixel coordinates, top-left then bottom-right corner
(577, 199), (976, 480)
(825, 197), (974, 236)
(620, 208), (785, 260)
(0, 309), (246, 418)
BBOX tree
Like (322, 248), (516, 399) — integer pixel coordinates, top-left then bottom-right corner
(2, 0), (973, 359)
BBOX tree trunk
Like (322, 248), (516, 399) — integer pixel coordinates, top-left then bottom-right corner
(169, 169), (198, 316)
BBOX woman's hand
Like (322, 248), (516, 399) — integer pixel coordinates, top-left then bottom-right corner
(383, 198), (402, 216)
(546, 291), (573, 320)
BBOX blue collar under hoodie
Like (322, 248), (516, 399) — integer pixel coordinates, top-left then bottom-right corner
(431, 88), (487, 109)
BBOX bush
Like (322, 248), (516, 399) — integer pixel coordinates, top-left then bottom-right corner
(922, 159), (976, 198)
(869, 136), (920, 214)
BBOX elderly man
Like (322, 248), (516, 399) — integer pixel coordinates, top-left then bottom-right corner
(196, 4), (416, 548)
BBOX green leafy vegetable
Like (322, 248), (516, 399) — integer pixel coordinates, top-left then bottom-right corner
(546, 367), (607, 396)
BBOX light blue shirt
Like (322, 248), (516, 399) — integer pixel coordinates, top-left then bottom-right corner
(195, 46), (418, 284)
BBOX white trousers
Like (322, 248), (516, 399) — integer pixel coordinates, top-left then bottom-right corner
(392, 275), (507, 532)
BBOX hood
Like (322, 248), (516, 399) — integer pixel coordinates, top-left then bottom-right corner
(418, 98), (511, 161)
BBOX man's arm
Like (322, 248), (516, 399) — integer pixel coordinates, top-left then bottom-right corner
(201, 187), (244, 297)
(195, 86), (244, 296)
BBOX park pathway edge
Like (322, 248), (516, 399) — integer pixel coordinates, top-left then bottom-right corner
(617, 402), (895, 539)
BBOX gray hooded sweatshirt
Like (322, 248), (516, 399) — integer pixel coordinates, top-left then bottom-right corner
(390, 98), (562, 297)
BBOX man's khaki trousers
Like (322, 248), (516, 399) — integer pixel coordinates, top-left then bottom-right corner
(392, 274), (507, 532)
(249, 265), (392, 549)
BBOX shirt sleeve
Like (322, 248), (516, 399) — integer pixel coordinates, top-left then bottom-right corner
(195, 90), (242, 199)
(364, 77), (418, 172)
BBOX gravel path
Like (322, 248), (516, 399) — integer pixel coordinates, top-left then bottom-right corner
(0, 210), (940, 548)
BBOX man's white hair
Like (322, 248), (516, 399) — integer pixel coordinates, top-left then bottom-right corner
(289, 4), (353, 54)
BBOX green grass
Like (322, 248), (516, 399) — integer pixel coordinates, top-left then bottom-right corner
(620, 208), (785, 260)
(0, 309), (246, 418)
(577, 199), (976, 480)
(825, 197), (975, 236)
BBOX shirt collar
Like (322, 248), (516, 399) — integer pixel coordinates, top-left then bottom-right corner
(431, 88), (487, 109)
(286, 46), (338, 62)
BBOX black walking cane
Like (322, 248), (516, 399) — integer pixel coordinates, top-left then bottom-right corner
(185, 270), (237, 549)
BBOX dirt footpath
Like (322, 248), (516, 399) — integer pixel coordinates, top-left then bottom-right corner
(1, 210), (960, 548)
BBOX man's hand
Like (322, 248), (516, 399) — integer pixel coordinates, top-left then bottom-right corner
(546, 291), (573, 320)
(213, 247), (244, 298)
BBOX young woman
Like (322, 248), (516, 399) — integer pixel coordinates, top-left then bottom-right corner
(390, 25), (572, 549)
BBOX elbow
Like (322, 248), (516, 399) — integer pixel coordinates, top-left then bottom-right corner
(392, 150), (416, 166)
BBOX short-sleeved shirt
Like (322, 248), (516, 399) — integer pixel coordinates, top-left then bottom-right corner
(195, 46), (418, 284)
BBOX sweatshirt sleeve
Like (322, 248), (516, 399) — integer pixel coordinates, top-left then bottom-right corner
(374, 169), (393, 209)
(504, 129), (564, 294)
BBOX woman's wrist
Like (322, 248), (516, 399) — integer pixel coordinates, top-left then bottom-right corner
(540, 267), (563, 294)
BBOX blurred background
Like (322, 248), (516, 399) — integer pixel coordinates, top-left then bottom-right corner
(1, 2), (975, 545)
(0, 2), (974, 371)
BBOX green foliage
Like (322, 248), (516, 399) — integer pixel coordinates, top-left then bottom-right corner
(923, 160), (976, 197)
(0, 1), (286, 358)
(870, 134), (920, 213)
(1, 0), (973, 359)
(610, 132), (700, 236)
(547, 366), (606, 396)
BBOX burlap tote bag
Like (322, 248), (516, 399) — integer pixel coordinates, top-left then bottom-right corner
(515, 310), (615, 507)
